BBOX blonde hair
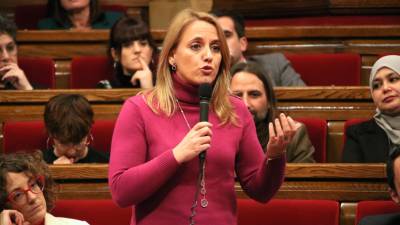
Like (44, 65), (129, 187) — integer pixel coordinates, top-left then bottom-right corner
(145, 8), (236, 125)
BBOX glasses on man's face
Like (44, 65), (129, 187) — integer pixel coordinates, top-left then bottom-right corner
(53, 136), (90, 153)
(7, 176), (45, 205)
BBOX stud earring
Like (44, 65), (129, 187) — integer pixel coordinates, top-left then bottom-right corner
(171, 64), (177, 71)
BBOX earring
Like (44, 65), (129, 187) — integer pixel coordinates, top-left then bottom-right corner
(113, 61), (118, 69)
(171, 64), (177, 71)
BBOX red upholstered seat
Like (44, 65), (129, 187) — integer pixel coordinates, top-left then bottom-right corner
(355, 201), (400, 225)
(2, 120), (115, 153)
(285, 53), (361, 86)
(15, 4), (127, 30)
(70, 56), (114, 88)
(237, 199), (339, 225)
(295, 118), (327, 163)
(18, 57), (56, 88)
(52, 199), (131, 225)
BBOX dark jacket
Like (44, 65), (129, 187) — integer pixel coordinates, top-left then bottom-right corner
(38, 11), (122, 30)
(343, 119), (390, 163)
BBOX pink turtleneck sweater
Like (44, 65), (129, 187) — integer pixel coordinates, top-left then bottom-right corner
(108, 75), (285, 225)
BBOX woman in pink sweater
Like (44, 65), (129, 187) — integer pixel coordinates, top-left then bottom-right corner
(108, 9), (300, 225)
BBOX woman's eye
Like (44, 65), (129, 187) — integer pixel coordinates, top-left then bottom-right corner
(139, 40), (149, 46)
(190, 43), (201, 51)
(211, 44), (220, 52)
(389, 76), (400, 83)
(372, 82), (381, 90)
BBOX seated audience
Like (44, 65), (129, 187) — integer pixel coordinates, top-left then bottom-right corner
(38, 0), (122, 30)
(98, 16), (157, 89)
(0, 14), (33, 90)
(211, 10), (305, 86)
(343, 55), (400, 163)
(0, 151), (89, 225)
(231, 61), (315, 162)
(358, 148), (400, 224)
(43, 94), (109, 164)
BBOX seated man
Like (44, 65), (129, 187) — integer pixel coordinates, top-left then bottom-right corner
(212, 10), (306, 86)
(358, 148), (400, 225)
(230, 61), (315, 162)
(0, 14), (33, 90)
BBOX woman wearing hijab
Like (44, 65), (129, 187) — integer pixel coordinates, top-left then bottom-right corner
(343, 55), (400, 162)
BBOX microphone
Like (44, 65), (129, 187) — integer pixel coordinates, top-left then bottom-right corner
(198, 83), (212, 160)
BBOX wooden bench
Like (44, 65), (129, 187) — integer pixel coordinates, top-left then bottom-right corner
(0, 87), (374, 162)
(14, 25), (400, 88)
(49, 163), (388, 225)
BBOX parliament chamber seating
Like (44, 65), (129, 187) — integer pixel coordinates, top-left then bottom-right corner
(18, 57), (56, 89)
(237, 199), (339, 225)
(15, 4), (128, 30)
(285, 53), (361, 86)
(52, 199), (131, 225)
(355, 200), (400, 225)
(2, 120), (115, 153)
(70, 56), (114, 89)
(295, 118), (327, 163)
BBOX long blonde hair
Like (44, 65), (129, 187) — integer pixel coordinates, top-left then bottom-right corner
(146, 8), (236, 125)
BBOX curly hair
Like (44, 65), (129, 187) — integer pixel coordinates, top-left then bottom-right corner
(0, 151), (56, 211)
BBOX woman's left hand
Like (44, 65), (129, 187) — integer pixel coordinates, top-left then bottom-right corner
(265, 113), (301, 158)
(130, 57), (153, 89)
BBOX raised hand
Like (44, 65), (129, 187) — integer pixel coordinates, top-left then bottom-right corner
(266, 113), (301, 158)
(130, 57), (153, 89)
(0, 210), (30, 225)
(0, 63), (33, 90)
(172, 122), (213, 164)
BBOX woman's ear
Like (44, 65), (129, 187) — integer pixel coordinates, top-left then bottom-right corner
(110, 48), (118, 61)
(168, 56), (175, 67)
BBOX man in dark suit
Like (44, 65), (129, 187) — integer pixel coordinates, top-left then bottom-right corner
(358, 149), (400, 225)
(211, 10), (306, 86)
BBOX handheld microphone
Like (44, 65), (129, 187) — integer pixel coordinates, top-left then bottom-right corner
(198, 83), (212, 160)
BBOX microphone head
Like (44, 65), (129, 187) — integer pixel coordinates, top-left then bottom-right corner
(198, 83), (212, 100)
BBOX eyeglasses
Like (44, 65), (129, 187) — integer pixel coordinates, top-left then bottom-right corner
(53, 135), (91, 152)
(7, 176), (45, 205)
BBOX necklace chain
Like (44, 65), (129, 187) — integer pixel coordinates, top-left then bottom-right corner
(176, 99), (208, 225)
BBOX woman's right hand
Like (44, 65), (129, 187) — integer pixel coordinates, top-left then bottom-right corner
(0, 210), (29, 225)
(130, 57), (153, 89)
(172, 122), (213, 164)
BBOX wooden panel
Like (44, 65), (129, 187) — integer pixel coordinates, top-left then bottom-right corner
(341, 202), (357, 225)
(0, 87), (374, 159)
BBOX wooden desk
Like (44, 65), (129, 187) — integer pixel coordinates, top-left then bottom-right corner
(0, 87), (374, 161)
(50, 163), (388, 225)
(15, 26), (400, 87)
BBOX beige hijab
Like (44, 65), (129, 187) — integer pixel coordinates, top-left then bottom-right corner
(371, 55), (400, 147)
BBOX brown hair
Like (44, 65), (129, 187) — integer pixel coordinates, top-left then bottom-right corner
(44, 94), (94, 145)
(0, 151), (56, 211)
(146, 8), (236, 125)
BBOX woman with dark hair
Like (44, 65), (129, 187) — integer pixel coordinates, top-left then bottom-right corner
(98, 16), (158, 89)
(0, 151), (89, 224)
(230, 61), (315, 162)
(43, 94), (109, 164)
(38, 0), (122, 30)
(343, 55), (400, 162)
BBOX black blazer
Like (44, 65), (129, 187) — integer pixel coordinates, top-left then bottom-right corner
(342, 119), (390, 163)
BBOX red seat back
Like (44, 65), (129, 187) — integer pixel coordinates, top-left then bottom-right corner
(237, 199), (339, 225)
(355, 200), (400, 225)
(15, 4), (127, 30)
(285, 53), (361, 86)
(52, 199), (131, 225)
(295, 118), (327, 163)
(70, 56), (114, 88)
(18, 57), (56, 88)
(3, 120), (115, 154)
